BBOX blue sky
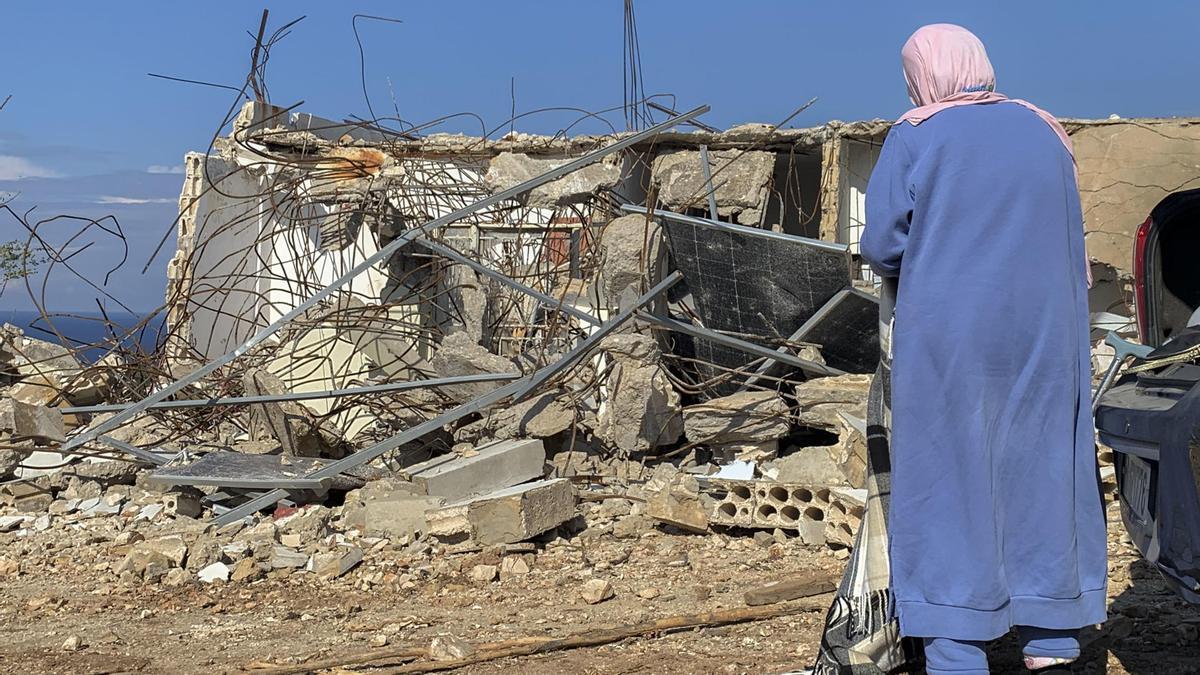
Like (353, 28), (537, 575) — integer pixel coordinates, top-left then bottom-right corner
(1, 1), (1198, 312)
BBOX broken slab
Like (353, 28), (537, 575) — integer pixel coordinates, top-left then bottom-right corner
(405, 438), (546, 500)
(771, 446), (850, 487)
(682, 391), (790, 445)
(651, 149), (775, 225)
(428, 332), (518, 404)
(426, 478), (575, 545)
(484, 152), (623, 208)
(0, 329), (80, 381)
(0, 398), (65, 445)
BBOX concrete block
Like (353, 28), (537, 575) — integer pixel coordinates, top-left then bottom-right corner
(0, 398), (65, 444)
(426, 478), (575, 545)
(646, 473), (709, 534)
(682, 391), (790, 445)
(343, 494), (445, 539)
(310, 546), (363, 579)
(406, 439), (545, 500)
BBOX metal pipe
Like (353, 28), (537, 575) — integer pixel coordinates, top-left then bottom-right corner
(64, 105), (710, 453)
(620, 203), (850, 253)
(637, 311), (843, 378)
(61, 373), (521, 415)
(212, 272), (683, 526)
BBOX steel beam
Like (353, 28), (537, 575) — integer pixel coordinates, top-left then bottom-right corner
(61, 373), (520, 415)
(638, 311), (843, 378)
(63, 105), (710, 454)
(620, 204), (850, 253)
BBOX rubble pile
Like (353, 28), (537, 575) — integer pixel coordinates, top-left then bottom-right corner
(0, 100), (901, 589)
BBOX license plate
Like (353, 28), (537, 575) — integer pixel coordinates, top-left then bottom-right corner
(1122, 455), (1152, 523)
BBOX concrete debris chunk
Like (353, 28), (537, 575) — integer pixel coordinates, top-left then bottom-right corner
(427, 332), (517, 404)
(1, 330), (81, 381)
(646, 472), (710, 534)
(268, 546), (309, 569)
(581, 578), (615, 604)
(230, 558), (263, 583)
(406, 438), (546, 500)
(651, 149), (775, 224)
(310, 546), (363, 579)
(426, 478), (575, 545)
(0, 398), (65, 444)
(484, 152), (622, 208)
(500, 555), (531, 577)
(470, 564), (499, 583)
(682, 391), (791, 445)
(243, 368), (341, 458)
(772, 446), (850, 487)
(342, 479), (444, 540)
(598, 214), (665, 309)
(141, 536), (189, 568)
(163, 491), (203, 518)
(595, 333), (682, 454)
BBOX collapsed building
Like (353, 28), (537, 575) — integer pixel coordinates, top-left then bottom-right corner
(1, 99), (1196, 590)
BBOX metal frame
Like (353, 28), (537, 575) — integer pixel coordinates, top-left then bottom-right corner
(620, 203), (850, 253)
(699, 145), (719, 220)
(637, 311), (843, 378)
(736, 287), (876, 391)
(63, 105), (710, 454)
(212, 272), (683, 526)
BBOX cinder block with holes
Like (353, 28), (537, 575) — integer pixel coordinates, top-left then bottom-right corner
(699, 478), (865, 547)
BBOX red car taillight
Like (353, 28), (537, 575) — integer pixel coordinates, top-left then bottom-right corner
(1133, 215), (1153, 342)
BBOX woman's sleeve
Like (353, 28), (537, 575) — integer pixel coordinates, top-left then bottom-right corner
(860, 127), (915, 278)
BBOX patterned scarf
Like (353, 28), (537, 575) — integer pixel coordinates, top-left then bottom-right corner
(812, 279), (924, 674)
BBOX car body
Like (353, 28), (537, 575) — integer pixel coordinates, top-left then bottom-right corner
(1094, 187), (1200, 603)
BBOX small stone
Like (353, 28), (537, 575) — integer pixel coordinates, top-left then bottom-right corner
(279, 533), (303, 548)
(753, 531), (775, 548)
(33, 514), (51, 531)
(0, 556), (19, 576)
(500, 556), (531, 578)
(581, 578), (615, 604)
(197, 562), (230, 584)
(429, 635), (476, 661)
(137, 503), (164, 521)
(369, 634), (390, 648)
(269, 546), (308, 569)
(162, 568), (190, 587)
(61, 635), (84, 652)
(114, 531), (144, 546)
(142, 536), (188, 567)
(637, 587), (661, 600)
(230, 557), (263, 583)
(310, 546), (363, 579)
(470, 564), (499, 583)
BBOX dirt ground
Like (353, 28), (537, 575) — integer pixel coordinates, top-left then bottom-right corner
(0, 499), (1197, 675)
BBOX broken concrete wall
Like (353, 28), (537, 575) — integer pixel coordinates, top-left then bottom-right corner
(651, 148), (775, 225)
(1069, 119), (1200, 278)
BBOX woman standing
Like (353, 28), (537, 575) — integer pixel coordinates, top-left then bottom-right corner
(858, 24), (1106, 674)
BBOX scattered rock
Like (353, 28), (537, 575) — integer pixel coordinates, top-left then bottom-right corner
(646, 472), (709, 534)
(310, 546), (363, 579)
(198, 562), (230, 584)
(268, 546), (308, 570)
(581, 578), (615, 604)
(470, 564), (499, 583)
(429, 634), (477, 661)
(682, 391), (790, 445)
(499, 555), (530, 578)
(428, 333), (516, 404)
(61, 635), (84, 652)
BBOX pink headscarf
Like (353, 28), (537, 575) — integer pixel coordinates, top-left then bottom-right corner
(896, 23), (1091, 286)
(897, 24), (1073, 158)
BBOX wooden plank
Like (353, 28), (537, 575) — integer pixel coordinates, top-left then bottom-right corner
(743, 574), (837, 607)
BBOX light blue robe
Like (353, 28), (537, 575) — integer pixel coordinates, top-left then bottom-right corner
(860, 102), (1107, 641)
